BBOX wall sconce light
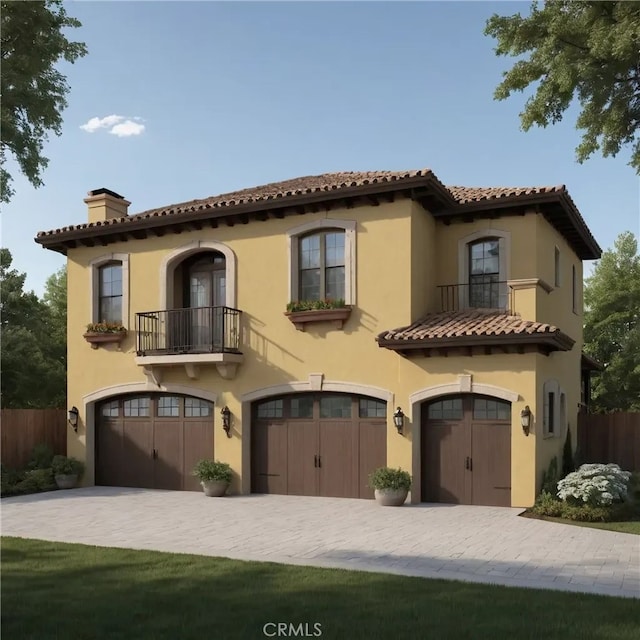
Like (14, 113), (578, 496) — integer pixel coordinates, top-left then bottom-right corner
(393, 407), (405, 435)
(68, 406), (79, 432)
(520, 405), (532, 436)
(221, 406), (232, 438)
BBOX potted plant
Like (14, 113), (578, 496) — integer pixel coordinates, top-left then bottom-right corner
(51, 455), (85, 489)
(83, 321), (127, 349)
(192, 459), (232, 497)
(284, 299), (352, 331)
(369, 467), (412, 506)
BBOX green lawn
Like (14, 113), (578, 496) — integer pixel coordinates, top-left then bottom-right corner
(521, 512), (640, 534)
(2, 537), (639, 640)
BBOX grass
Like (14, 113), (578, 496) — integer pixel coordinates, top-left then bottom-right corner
(2, 537), (639, 640)
(521, 511), (640, 534)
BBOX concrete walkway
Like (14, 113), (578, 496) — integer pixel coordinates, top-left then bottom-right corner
(2, 487), (639, 598)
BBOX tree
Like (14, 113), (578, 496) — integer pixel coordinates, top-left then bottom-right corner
(583, 232), (640, 412)
(1, 0), (87, 203)
(0, 249), (66, 408)
(485, 1), (640, 173)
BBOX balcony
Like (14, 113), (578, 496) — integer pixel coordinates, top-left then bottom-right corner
(437, 281), (514, 314)
(134, 306), (243, 383)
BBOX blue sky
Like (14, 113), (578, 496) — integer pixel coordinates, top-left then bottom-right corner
(3, 1), (638, 296)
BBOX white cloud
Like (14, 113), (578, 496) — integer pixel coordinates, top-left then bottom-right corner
(80, 114), (125, 133)
(109, 120), (146, 137)
(80, 114), (146, 137)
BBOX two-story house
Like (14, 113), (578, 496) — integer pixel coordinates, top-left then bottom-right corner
(35, 169), (601, 507)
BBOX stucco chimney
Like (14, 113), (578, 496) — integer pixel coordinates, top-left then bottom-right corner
(84, 188), (130, 223)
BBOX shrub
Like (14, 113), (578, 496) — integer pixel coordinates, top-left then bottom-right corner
(24, 468), (57, 491)
(51, 455), (85, 478)
(26, 443), (54, 470)
(540, 456), (559, 495)
(286, 299), (347, 312)
(531, 491), (563, 517)
(192, 460), (232, 483)
(557, 463), (631, 506)
(368, 467), (412, 491)
(629, 472), (640, 501)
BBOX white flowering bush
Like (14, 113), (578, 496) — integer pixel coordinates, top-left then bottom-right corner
(557, 463), (631, 506)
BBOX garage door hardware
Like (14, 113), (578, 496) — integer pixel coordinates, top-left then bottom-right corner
(465, 456), (473, 471)
(313, 455), (322, 468)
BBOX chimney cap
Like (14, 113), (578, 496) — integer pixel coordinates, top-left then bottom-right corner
(87, 188), (125, 199)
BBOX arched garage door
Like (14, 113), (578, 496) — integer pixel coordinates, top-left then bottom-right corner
(421, 395), (512, 507)
(96, 394), (214, 491)
(251, 393), (387, 499)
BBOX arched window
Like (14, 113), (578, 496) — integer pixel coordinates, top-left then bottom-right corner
(299, 230), (345, 301)
(468, 238), (500, 308)
(287, 219), (356, 305)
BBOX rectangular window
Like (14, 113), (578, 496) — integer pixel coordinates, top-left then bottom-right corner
(320, 395), (352, 419)
(184, 398), (213, 417)
(257, 399), (284, 419)
(572, 265), (577, 313)
(554, 247), (561, 287)
(299, 231), (345, 301)
(157, 396), (180, 417)
(290, 397), (314, 419)
(427, 398), (463, 420)
(359, 399), (386, 418)
(548, 392), (555, 434)
(99, 262), (123, 323)
(468, 239), (501, 308)
(101, 400), (119, 417)
(123, 397), (150, 417)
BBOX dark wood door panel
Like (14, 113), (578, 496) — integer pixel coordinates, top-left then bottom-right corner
(471, 422), (511, 507)
(287, 421), (318, 496)
(183, 421), (214, 492)
(318, 421), (357, 498)
(358, 422), (386, 499)
(96, 420), (124, 487)
(421, 422), (469, 504)
(153, 421), (184, 490)
(122, 421), (153, 488)
(252, 421), (288, 494)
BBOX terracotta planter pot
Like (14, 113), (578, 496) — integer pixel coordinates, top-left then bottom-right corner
(83, 331), (127, 349)
(200, 480), (229, 497)
(374, 488), (408, 507)
(55, 474), (78, 490)
(284, 307), (352, 331)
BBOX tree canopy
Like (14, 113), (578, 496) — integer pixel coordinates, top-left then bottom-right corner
(0, 0), (87, 203)
(583, 232), (640, 412)
(1, 249), (66, 408)
(485, 1), (640, 173)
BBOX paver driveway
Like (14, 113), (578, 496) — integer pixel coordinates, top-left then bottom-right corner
(2, 487), (639, 598)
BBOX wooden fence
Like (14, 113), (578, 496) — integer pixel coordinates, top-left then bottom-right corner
(577, 412), (640, 471)
(1, 409), (67, 469)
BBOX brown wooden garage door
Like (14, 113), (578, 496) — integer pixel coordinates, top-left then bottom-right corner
(96, 394), (214, 491)
(421, 395), (511, 507)
(251, 394), (387, 499)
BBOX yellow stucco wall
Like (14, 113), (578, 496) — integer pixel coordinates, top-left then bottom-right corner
(65, 195), (586, 508)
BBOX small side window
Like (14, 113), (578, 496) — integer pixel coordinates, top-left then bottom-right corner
(554, 247), (560, 287)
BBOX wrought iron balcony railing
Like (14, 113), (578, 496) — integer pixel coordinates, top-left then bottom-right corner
(437, 281), (513, 313)
(136, 306), (242, 356)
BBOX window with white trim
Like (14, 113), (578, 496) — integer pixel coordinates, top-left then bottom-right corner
(90, 253), (130, 327)
(458, 229), (510, 310)
(287, 219), (356, 305)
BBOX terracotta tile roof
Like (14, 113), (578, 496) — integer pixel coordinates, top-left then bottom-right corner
(34, 168), (601, 260)
(35, 170), (439, 238)
(446, 185), (565, 205)
(377, 309), (572, 343)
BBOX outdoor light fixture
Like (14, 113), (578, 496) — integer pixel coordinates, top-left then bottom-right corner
(68, 406), (79, 432)
(393, 407), (405, 435)
(520, 405), (532, 436)
(221, 406), (232, 437)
